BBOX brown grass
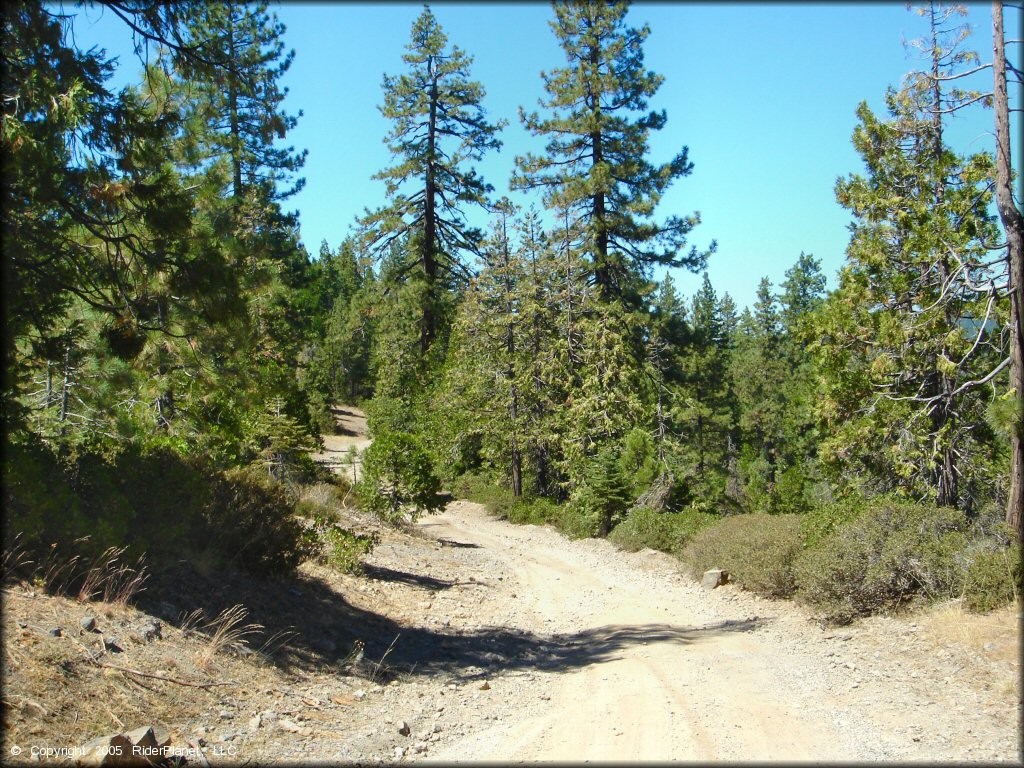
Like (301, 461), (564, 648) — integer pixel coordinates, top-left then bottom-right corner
(0, 587), (286, 751)
(919, 598), (1021, 697)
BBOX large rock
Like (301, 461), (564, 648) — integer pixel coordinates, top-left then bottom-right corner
(701, 569), (729, 590)
(77, 727), (171, 766)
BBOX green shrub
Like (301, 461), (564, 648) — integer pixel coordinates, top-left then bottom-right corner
(609, 507), (716, 555)
(549, 499), (602, 540)
(681, 514), (803, 598)
(302, 516), (377, 575)
(449, 471), (523, 519)
(799, 494), (873, 550)
(4, 438), (309, 579)
(962, 542), (1021, 613)
(507, 497), (558, 526)
(450, 471), (494, 500)
(355, 431), (443, 523)
(203, 466), (309, 575)
(793, 500), (971, 622)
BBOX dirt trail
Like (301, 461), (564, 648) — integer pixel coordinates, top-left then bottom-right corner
(400, 502), (1019, 763)
(417, 504), (856, 761)
(310, 405), (370, 482)
(302, 405), (1018, 762)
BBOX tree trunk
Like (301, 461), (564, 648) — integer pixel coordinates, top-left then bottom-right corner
(993, 0), (1024, 539)
(227, 2), (242, 202)
(421, 58), (439, 356)
(59, 334), (72, 433)
(928, 2), (959, 509)
(589, 42), (610, 297)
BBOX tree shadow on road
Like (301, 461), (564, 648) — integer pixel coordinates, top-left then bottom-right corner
(376, 617), (768, 681)
(136, 560), (768, 685)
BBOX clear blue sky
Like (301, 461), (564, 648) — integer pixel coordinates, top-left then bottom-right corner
(73, 2), (1020, 310)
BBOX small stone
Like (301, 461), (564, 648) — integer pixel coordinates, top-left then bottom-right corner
(701, 569), (728, 590)
(219, 709), (233, 720)
(102, 637), (123, 653)
(249, 715), (262, 730)
(414, 742), (428, 753)
(479, 681), (491, 690)
(393, 747), (405, 759)
(432, 723), (442, 733)
(354, 690), (366, 700)
(140, 621), (162, 641)
(277, 719), (301, 733)
(398, 722), (411, 736)
(48, 627), (62, 637)
(124, 726), (158, 752)
(80, 615), (97, 632)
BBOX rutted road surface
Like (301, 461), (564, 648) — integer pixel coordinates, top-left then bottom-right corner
(382, 501), (1018, 763)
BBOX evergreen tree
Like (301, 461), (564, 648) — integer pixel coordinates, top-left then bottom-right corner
(819, 37), (1004, 509)
(677, 274), (735, 504)
(362, 6), (504, 355)
(731, 279), (790, 510)
(512, 0), (712, 303)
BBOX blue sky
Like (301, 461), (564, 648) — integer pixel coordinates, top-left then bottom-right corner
(72, 2), (1019, 310)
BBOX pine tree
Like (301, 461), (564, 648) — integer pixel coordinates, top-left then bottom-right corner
(677, 274), (735, 505)
(362, 6), (504, 355)
(731, 279), (789, 510)
(512, 0), (712, 303)
(176, 0), (306, 205)
(819, 21), (1005, 509)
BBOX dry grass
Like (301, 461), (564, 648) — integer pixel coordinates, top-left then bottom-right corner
(76, 547), (148, 606)
(919, 598), (1021, 698)
(0, 587), (286, 750)
(193, 604), (263, 670)
(921, 599), (1021, 665)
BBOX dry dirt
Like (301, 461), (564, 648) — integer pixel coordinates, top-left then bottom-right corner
(309, 405), (371, 484)
(3, 407), (1021, 764)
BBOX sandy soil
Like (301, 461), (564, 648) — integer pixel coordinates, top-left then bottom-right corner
(310, 405), (370, 483)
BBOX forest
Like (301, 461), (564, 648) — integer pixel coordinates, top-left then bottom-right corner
(2, 0), (1022, 622)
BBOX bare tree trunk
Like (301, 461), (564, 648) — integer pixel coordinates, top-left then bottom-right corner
(421, 57), (439, 356)
(59, 334), (72, 435)
(588, 42), (610, 296)
(992, 0), (1024, 539)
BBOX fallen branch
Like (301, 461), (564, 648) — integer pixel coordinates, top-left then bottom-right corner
(95, 661), (236, 689)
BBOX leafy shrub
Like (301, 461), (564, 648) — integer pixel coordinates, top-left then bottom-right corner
(507, 497), (558, 526)
(962, 541), (1021, 613)
(793, 500), (971, 622)
(681, 514), (803, 598)
(356, 431), (443, 523)
(609, 507), (717, 555)
(799, 494), (873, 550)
(203, 466), (310, 575)
(302, 516), (377, 574)
(4, 438), (309, 579)
(548, 499), (602, 540)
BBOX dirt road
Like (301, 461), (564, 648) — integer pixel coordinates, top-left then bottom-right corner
(310, 405), (370, 483)
(385, 501), (1019, 763)
(301, 406), (1017, 762)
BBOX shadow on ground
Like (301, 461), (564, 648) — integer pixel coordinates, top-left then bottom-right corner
(328, 405), (366, 437)
(135, 544), (767, 685)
